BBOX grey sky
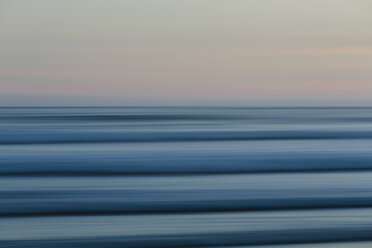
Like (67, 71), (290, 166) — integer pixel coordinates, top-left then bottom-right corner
(1, 0), (371, 105)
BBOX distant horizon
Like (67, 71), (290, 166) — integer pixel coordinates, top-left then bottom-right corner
(2, 95), (372, 107)
(2, 102), (372, 108)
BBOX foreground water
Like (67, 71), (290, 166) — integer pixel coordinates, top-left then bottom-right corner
(1, 107), (372, 247)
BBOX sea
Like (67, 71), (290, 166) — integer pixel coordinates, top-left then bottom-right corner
(1, 106), (372, 247)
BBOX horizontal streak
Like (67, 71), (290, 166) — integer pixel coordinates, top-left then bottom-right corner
(3, 208), (372, 246)
(1, 227), (372, 248)
(2, 198), (372, 217)
(2, 156), (372, 175)
(2, 130), (372, 145)
(2, 172), (372, 216)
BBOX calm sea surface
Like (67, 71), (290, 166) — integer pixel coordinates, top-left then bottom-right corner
(1, 107), (372, 247)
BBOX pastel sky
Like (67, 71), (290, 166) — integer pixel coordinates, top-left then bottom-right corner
(1, 0), (371, 106)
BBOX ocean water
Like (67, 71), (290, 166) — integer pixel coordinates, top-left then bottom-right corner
(1, 107), (372, 247)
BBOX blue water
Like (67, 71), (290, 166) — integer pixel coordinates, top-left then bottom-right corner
(1, 107), (372, 247)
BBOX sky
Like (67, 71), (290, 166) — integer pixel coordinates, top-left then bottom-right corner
(0, 0), (371, 106)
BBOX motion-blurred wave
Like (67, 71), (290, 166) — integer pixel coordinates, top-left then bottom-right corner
(1, 107), (372, 247)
